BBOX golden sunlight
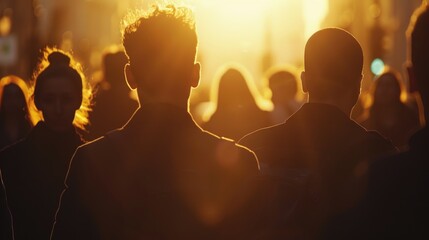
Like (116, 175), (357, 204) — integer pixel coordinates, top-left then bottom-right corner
(303, 0), (329, 39)
(187, 0), (328, 87)
(122, 0), (329, 88)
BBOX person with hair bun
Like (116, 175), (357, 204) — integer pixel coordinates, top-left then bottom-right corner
(0, 48), (93, 240)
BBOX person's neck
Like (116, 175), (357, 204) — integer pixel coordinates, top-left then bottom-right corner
(139, 96), (189, 111)
(308, 97), (353, 117)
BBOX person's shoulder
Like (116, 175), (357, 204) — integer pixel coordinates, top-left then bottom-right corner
(364, 129), (397, 152)
(238, 123), (285, 150)
(74, 126), (139, 163)
(349, 121), (397, 152)
(72, 134), (112, 161)
(79, 135), (110, 152)
(65, 135), (114, 183)
(0, 138), (28, 168)
(201, 130), (260, 174)
(370, 148), (426, 180)
(0, 138), (25, 155)
(222, 137), (260, 175)
(202, 128), (251, 152)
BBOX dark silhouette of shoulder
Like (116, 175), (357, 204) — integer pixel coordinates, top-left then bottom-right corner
(240, 103), (396, 168)
(53, 105), (259, 239)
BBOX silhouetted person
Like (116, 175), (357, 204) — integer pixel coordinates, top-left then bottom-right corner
(265, 67), (303, 124)
(0, 75), (33, 150)
(87, 49), (138, 140)
(359, 70), (421, 149)
(239, 28), (397, 239)
(331, 4), (429, 239)
(0, 49), (93, 240)
(202, 66), (271, 141)
(0, 171), (13, 240)
(52, 5), (259, 240)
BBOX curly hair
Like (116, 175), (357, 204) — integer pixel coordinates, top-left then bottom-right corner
(121, 4), (198, 94)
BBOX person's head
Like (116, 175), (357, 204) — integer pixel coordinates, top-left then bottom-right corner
(0, 75), (31, 121)
(31, 48), (93, 133)
(122, 4), (200, 107)
(371, 69), (405, 106)
(202, 64), (266, 122)
(301, 28), (363, 114)
(265, 66), (299, 106)
(102, 48), (128, 87)
(407, 3), (429, 116)
(216, 67), (258, 110)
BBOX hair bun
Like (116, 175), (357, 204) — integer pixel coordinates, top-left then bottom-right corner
(48, 51), (70, 66)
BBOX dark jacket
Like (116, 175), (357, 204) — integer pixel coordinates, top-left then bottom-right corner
(0, 171), (13, 240)
(0, 122), (83, 240)
(357, 126), (428, 239)
(52, 103), (260, 240)
(239, 103), (397, 238)
(323, 127), (428, 240)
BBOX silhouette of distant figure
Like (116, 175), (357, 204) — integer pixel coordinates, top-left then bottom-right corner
(239, 28), (397, 239)
(87, 49), (138, 140)
(359, 70), (421, 149)
(202, 66), (271, 141)
(265, 67), (303, 124)
(0, 171), (13, 240)
(0, 75), (33, 150)
(328, 4), (429, 239)
(52, 5), (259, 240)
(0, 49), (92, 240)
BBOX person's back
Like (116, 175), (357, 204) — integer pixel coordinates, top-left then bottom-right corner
(54, 105), (258, 239)
(52, 5), (260, 239)
(240, 28), (396, 239)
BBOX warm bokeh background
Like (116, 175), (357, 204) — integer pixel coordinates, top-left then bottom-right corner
(0, 0), (425, 122)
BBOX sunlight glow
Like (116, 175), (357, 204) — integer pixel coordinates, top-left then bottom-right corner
(0, 15), (11, 36)
(191, 0), (272, 83)
(187, 0), (328, 87)
(303, 0), (329, 39)
(121, 0), (329, 88)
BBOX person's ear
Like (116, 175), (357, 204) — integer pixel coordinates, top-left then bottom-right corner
(407, 64), (418, 93)
(191, 62), (201, 88)
(124, 63), (137, 90)
(301, 71), (309, 93)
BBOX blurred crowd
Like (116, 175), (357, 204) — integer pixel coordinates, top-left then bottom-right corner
(0, 1), (428, 240)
